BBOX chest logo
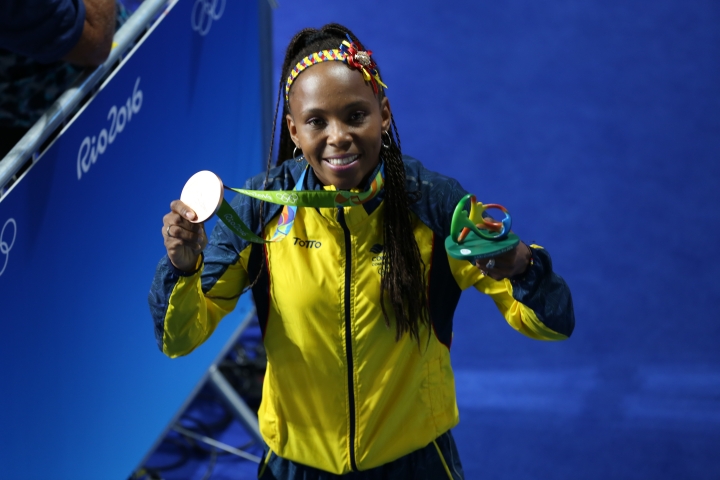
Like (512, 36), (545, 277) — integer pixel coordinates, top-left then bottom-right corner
(293, 237), (322, 249)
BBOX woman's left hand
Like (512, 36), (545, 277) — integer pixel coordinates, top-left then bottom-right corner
(475, 241), (532, 281)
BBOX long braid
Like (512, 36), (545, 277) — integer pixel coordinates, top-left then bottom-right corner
(243, 28), (316, 293)
(380, 123), (429, 340)
(266, 24), (430, 341)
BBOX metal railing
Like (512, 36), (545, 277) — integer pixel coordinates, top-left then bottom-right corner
(0, 0), (173, 195)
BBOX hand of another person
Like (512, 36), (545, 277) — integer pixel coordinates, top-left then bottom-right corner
(63, 0), (117, 66)
(163, 200), (207, 272)
(475, 241), (532, 281)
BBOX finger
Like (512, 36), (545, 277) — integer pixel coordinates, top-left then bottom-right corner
(164, 210), (201, 234)
(170, 199), (198, 222)
(188, 226), (208, 256)
(481, 266), (513, 281)
(475, 258), (514, 280)
(492, 248), (518, 263)
(475, 257), (508, 270)
(164, 223), (205, 245)
(195, 225), (208, 250)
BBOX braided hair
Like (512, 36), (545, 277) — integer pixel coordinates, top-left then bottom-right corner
(262, 23), (430, 342)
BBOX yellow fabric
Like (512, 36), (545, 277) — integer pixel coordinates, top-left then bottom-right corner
(256, 204), (458, 473)
(162, 250), (251, 358)
(162, 204), (564, 473)
(447, 246), (568, 341)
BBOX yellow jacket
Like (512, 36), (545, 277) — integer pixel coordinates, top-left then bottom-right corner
(148, 156), (574, 474)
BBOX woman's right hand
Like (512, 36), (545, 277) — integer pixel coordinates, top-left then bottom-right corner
(162, 200), (208, 272)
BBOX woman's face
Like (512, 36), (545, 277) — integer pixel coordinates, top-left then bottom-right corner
(286, 61), (391, 190)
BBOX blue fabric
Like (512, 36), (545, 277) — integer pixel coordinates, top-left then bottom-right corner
(510, 246), (575, 337)
(0, 0), (86, 63)
(258, 430), (464, 480)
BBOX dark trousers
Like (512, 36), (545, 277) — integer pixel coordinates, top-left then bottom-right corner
(258, 430), (464, 480)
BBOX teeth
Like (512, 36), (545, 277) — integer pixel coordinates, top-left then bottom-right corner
(326, 155), (358, 166)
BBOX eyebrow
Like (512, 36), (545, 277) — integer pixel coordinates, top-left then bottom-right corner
(299, 100), (373, 117)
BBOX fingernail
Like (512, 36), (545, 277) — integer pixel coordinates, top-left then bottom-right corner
(185, 211), (195, 219)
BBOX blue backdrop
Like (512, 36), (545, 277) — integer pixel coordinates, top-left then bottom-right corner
(270, 2), (719, 479)
(3, 0), (719, 478)
(0, 0), (266, 477)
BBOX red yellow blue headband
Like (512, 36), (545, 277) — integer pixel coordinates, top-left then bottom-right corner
(285, 36), (388, 103)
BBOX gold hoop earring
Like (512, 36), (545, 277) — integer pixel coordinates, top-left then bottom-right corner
(381, 130), (392, 149)
(293, 146), (304, 162)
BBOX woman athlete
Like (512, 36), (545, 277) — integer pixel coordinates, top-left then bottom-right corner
(150, 23), (575, 480)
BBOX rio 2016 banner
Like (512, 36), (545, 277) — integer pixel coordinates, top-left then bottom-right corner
(0, 0), (268, 477)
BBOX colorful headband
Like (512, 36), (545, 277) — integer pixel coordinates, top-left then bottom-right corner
(285, 35), (388, 103)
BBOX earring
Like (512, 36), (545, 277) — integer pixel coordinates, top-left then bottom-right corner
(381, 130), (392, 149)
(293, 146), (304, 162)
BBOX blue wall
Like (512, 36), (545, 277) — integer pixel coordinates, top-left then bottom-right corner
(270, 2), (719, 479)
(0, 0), (264, 477)
(2, 1), (718, 478)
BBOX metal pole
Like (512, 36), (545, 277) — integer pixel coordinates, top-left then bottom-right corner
(207, 364), (264, 445)
(172, 425), (262, 463)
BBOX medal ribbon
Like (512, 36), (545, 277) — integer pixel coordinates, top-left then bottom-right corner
(215, 166), (384, 243)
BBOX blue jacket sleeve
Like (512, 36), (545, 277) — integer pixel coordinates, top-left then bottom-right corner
(509, 246), (575, 338)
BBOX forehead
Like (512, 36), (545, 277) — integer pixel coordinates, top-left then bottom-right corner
(288, 61), (378, 111)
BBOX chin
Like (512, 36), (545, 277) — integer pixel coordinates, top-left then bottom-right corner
(330, 178), (360, 190)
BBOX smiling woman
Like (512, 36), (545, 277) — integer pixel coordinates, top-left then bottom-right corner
(285, 61), (389, 189)
(271, 25), (431, 347)
(149, 22), (575, 480)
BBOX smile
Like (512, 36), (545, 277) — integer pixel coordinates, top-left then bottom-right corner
(324, 154), (359, 166)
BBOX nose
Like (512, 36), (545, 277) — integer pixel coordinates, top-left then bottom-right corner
(326, 120), (352, 148)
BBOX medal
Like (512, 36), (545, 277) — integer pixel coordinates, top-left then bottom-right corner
(179, 166), (384, 243)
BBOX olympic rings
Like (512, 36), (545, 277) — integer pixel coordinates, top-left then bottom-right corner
(0, 218), (17, 277)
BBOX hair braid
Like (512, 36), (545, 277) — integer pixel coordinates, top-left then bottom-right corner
(262, 23), (430, 341)
(243, 28), (317, 293)
(380, 126), (429, 341)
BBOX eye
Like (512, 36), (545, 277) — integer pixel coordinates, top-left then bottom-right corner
(349, 111), (367, 123)
(307, 117), (326, 128)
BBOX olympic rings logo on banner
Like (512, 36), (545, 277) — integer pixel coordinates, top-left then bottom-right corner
(0, 218), (17, 277)
(277, 193), (299, 204)
(191, 0), (225, 36)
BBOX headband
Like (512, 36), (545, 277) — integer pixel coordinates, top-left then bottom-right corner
(285, 35), (388, 103)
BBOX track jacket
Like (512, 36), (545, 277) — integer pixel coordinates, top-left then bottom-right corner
(148, 156), (575, 475)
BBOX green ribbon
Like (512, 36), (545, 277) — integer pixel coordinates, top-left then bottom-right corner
(216, 166), (384, 244)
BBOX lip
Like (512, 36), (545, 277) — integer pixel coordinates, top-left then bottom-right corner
(322, 153), (360, 170)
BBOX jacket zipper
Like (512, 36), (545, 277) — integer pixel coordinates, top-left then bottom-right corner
(337, 207), (358, 471)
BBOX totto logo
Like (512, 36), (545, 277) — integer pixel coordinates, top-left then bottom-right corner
(293, 237), (321, 249)
(77, 77), (143, 180)
(191, 0), (225, 36)
(0, 218), (17, 277)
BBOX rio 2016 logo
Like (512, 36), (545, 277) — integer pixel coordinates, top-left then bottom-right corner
(0, 218), (17, 277)
(191, 0), (225, 36)
(77, 77), (143, 180)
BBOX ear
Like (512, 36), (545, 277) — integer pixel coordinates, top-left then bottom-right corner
(286, 113), (300, 146)
(379, 97), (391, 132)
